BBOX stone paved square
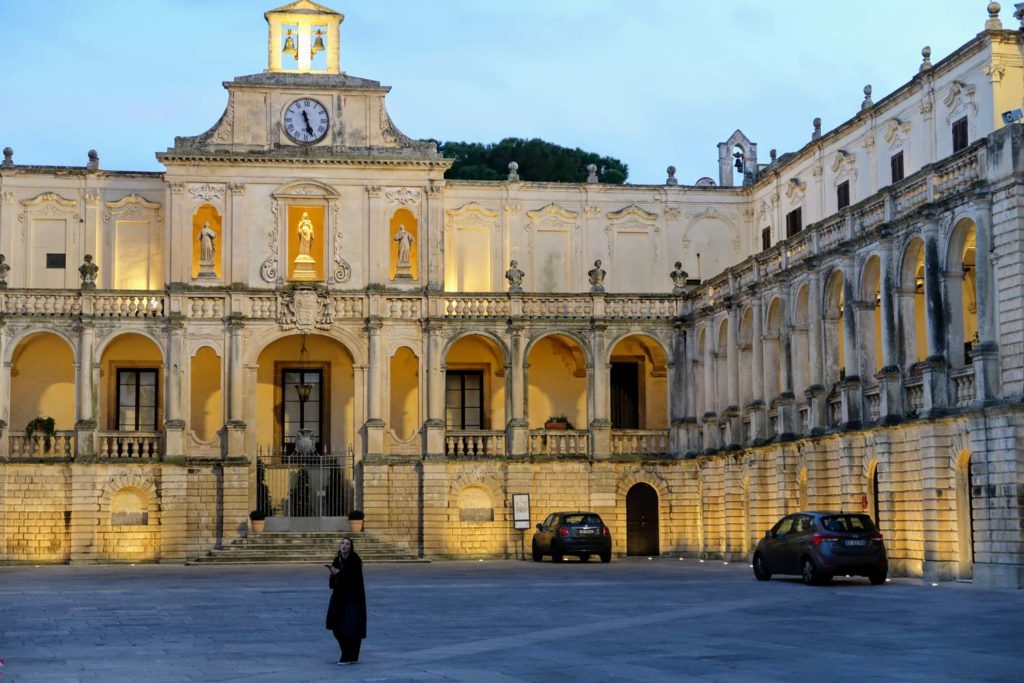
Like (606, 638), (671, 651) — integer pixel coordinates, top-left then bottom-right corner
(0, 559), (1020, 682)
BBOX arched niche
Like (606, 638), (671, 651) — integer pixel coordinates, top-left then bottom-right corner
(389, 346), (419, 440)
(192, 203), (223, 280)
(190, 346), (223, 443)
(390, 207), (418, 281)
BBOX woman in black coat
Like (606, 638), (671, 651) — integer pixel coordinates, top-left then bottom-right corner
(325, 536), (367, 664)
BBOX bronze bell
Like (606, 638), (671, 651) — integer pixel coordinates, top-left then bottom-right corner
(312, 30), (325, 55)
(282, 31), (298, 59)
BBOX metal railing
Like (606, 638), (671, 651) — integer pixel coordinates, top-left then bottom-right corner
(256, 446), (354, 518)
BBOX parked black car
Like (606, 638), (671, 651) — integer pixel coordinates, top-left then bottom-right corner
(752, 511), (888, 585)
(532, 512), (612, 563)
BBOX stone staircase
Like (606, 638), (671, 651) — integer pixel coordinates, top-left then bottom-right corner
(191, 531), (427, 564)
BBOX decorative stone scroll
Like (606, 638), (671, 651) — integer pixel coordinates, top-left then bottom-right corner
(385, 188), (421, 206)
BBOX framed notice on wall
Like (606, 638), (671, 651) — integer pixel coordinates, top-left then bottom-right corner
(512, 494), (531, 530)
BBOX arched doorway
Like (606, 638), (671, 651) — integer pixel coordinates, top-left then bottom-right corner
(626, 483), (659, 556)
(955, 451), (974, 580)
(9, 331), (76, 455)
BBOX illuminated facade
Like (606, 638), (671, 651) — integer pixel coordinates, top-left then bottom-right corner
(0, 1), (1022, 587)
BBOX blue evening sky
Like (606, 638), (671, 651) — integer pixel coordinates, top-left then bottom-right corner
(0, 1), (994, 184)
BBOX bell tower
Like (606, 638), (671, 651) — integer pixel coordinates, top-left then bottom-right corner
(265, 1), (344, 75)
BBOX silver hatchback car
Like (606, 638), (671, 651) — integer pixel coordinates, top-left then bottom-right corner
(752, 511), (888, 585)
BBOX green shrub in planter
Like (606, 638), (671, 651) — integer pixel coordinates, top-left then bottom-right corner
(249, 510), (266, 521)
(348, 509), (364, 521)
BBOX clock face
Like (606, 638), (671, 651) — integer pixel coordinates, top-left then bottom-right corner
(283, 98), (330, 144)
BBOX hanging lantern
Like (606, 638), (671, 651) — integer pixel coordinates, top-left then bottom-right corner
(295, 335), (312, 403)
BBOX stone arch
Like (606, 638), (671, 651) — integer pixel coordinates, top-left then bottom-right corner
(607, 332), (669, 430)
(6, 327), (78, 364)
(526, 331), (590, 429)
(616, 466), (671, 500)
(98, 472), (158, 508)
(189, 341), (224, 358)
(898, 236), (928, 368)
(447, 471), (507, 507)
(791, 283), (810, 395)
(442, 329), (510, 369)
(944, 216), (978, 369)
(95, 329), (167, 365)
(9, 330), (78, 440)
(764, 296), (784, 401)
(272, 179), (340, 198)
(605, 330), (671, 366)
(524, 329), (593, 368)
(822, 268), (845, 389)
(859, 253), (884, 378)
(738, 306), (755, 408)
(715, 316), (730, 414)
(245, 326), (366, 367)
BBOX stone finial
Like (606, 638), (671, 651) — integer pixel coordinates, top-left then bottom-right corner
(812, 117), (822, 140)
(666, 165), (679, 186)
(861, 84), (874, 110)
(504, 259), (524, 293)
(587, 259), (606, 292)
(86, 149), (99, 172)
(920, 46), (933, 72)
(79, 254), (99, 290)
(770, 149), (777, 163)
(1014, 2), (1024, 28)
(0, 254), (10, 289)
(986, 2), (1003, 29)
(670, 261), (689, 294)
(507, 161), (520, 182)
(1, 147), (12, 168)
(586, 163), (599, 184)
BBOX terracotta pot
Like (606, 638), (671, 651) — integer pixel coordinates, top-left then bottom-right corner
(350, 519), (364, 533)
(250, 519), (265, 534)
(544, 422), (568, 430)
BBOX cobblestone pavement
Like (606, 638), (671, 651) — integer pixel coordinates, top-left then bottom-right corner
(0, 558), (1021, 682)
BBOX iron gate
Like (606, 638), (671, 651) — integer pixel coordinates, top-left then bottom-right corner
(256, 447), (354, 528)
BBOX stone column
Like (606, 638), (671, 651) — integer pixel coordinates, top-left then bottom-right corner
(365, 318), (385, 457)
(876, 235), (902, 421)
(775, 294), (797, 439)
(164, 318), (186, 458)
(971, 191), (1000, 403)
(682, 324), (700, 454)
(920, 209), (949, 414)
(702, 326), (717, 449)
(423, 322), (446, 458)
(226, 317), (246, 457)
(725, 306), (741, 447)
(588, 321), (611, 459)
(425, 184), (445, 292)
(74, 322), (97, 456)
(749, 297), (766, 442)
(0, 321), (8, 457)
(839, 257), (863, 428)
(805, 270), (826, 433)
(507, 323), (528, 457)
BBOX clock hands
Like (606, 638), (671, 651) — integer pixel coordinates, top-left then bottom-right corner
(301, 110), (314, 137)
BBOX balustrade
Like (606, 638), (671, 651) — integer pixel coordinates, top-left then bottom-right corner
(92, 294), (165, 317)
(529, 429), (589, 457)
(443, 296), (509, 318)
(903, 379), (925, 414)
(445, 431), (506, 457)
(864, 386), (881, 422)
(950, 367), (975, 407)
(8, 431), (74, 457)
(3, 292), (81, 316)
(610, 429), (669, 455)
(828, 395), (843, 427)
(97, 431), (162, 458)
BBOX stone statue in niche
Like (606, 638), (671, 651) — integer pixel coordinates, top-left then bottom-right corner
(0, 254), (9, 289)
(292, 211), (317, 281)
(197, 222), (217, 279)
(670, 261), (689, 294)
(505, 259), (524, 293)
(393, 224), (415, 279)
(588, 259), (606, 293)
(79, 254), (99, 290)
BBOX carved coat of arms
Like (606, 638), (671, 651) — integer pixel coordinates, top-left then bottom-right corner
(279, 286), (333, 332)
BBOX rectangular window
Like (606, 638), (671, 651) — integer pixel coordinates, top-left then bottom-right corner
(785, 208), (802, 238)
(890, 151), (904, 183)
(952, 116), (969, 153)
(117, 369), (158, 431)
(45, 253), (66, 269)
(281, 368), (323, 454)
(761, 227), (772, 251)
(837, 180), (850, 210)
(446, 370), (483, 430)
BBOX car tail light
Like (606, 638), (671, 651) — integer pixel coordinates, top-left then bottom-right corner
(812, 533), (840, 546)
(602, 526), (610, 537)
(558, 527), (570, 537)
(871, 532), (883, 541)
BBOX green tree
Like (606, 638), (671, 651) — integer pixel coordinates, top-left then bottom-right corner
(432, 137), (628, 184)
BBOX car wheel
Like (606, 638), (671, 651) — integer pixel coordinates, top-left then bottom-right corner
(801, 557), (820, 585)
(599, 551), (612, 563)
(753, 553), (772, 581)
(868, 569), (887, 585)
(531, 541), (543, 562)
(579, 553), (590, 563)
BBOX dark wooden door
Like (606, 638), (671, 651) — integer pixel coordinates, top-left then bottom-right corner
(611, 362), (640, 429)
(626, 483), (659, 556)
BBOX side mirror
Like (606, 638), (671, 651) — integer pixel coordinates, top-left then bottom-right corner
(536, 523), (543, 531)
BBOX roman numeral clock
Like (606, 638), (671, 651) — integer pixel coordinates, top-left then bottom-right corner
(284, 98), (330, 144)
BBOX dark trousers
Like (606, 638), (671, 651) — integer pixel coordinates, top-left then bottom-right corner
(332, 630), (362, 662)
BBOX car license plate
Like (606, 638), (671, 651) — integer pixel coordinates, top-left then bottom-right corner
(845, 539), (868, 546)
(577, 528), (596, 536)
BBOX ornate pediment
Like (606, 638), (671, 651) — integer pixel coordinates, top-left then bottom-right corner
(272, 180), (340, 199)
(784, 178), (806, 203)
(278, 285), (333, 332)
(831, 150), (858, 182)
(20, 192), (77, 210)
(883, 118), (912, 149)
(446, 202), (500, 230)
(526, 203), (578, 231)
(606, 204), (658, 224)
(943, 80), (977, 123)
(104, 194), (163, 222)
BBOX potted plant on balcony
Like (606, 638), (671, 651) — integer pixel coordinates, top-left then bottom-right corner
(544, 416), (573, 430)
(348, 509), (364, 533)
(249, 509), (266, 534)
(25, 416), (56, 453)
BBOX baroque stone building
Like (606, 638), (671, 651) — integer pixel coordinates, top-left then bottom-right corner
(1, 1), (1022, 587)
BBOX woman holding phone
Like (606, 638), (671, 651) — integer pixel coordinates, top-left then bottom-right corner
(325, 536), (367, 664)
